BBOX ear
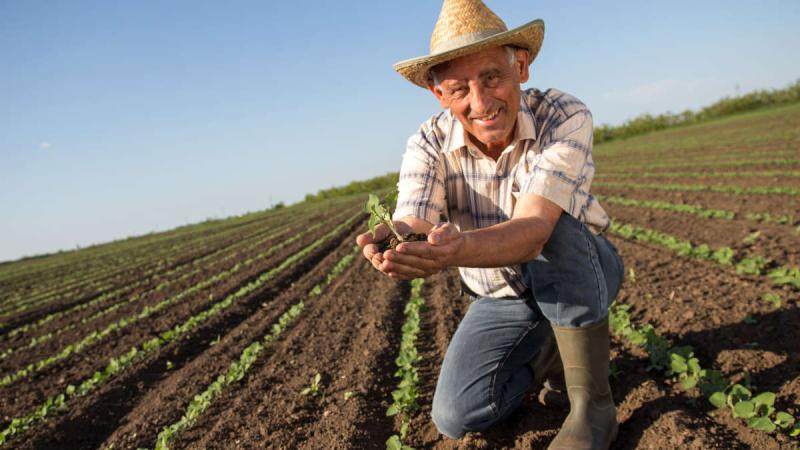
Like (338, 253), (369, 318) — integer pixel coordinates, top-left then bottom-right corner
(515, 49), (530, 83)
(427, 81), (449, 109)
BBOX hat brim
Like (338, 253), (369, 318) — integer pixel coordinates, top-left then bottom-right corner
(393, 19), (544, 88)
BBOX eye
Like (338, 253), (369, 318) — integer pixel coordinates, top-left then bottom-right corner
(485, 74), (501, 87)
(449, 87), (468, 98)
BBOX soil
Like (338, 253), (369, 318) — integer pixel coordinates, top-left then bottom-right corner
(2, 139), (799, 449)
(377, 232), (429, 252)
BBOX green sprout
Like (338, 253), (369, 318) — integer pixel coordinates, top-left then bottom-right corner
(366, 193), (404, 242)
(301, 372), (322, 397)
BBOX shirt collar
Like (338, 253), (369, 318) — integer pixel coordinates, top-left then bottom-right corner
(444, 95), (537, 154)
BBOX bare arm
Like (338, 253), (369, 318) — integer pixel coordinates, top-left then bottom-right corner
(380, 194), (562, 280)
(452, 193), (562, 267)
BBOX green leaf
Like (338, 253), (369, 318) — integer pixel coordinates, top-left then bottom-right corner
(774, 411), (795, 429)
(748, 416), (776, 433)
(386, 435), (402, 450)
(386, 404), (399, 416)
(752, 392), (775, 408)
(733, 400), (756, 419)
(670, 354), (688, 374)
(709, 391), (727, 408)
(681, 375), (698, 390)
(728, 384), (752, 405)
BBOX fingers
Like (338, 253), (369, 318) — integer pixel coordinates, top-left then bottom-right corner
(380, 257), (427, 279)
(395, 241), (435, 259)
(384, 250), (439, 272)
(428, 222), (458, 245)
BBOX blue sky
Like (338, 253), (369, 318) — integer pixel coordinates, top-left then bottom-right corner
(1, 0), (799, 262)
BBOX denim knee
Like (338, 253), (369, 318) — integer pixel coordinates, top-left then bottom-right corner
(431, 388), (496, 439)
(523, 213), (620, 327)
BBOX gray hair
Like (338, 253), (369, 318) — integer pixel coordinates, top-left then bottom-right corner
(429, 45), (519, 87)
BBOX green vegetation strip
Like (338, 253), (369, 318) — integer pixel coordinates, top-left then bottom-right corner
(597, 195), (735, 220)
(0, 210), (322, 362)
(598, 195), (796, 226)
(385, 278), (425, 450)
(601, 157), (799, 173)
(153, 247), (358, 450)
(0, 212), (362, 446)
(1, 203), (338, 340)
(593, 81), (800, 144)
(599, 169), (800, 180)
(0, 208), (357, 387)
(597, 181), (800, 196)
(609, 302), (799, 438)
(0, 204), (305, 319)
(608, 222), (800, 289)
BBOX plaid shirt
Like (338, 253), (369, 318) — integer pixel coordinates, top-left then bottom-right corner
(393, 88), (609, 298)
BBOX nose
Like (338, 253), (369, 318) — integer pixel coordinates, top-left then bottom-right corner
(468, 81), (491, 114)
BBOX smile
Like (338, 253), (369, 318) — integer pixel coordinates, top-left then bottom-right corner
(472, 108), (502, 125)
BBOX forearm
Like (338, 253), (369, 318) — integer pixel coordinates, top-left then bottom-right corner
(453, 216), (554, 268)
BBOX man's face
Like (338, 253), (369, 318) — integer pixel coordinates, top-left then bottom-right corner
(429, 46), (529, 153)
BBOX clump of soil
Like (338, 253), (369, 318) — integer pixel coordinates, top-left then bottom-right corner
(377, 233), (428, 252)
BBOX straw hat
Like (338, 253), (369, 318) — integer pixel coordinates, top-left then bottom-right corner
(393, 0), (544, 88)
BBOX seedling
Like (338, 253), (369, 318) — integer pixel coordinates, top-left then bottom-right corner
(761, 292), (781, 309)
(366, 193), (404, 242)
(301, 372), (322, 397)
(344, 391), (355, 401)
(742, 231), (761, 245)
(365, 193), (428, 251)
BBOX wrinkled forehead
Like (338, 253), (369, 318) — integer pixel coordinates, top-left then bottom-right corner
(430, 46), (510, 81)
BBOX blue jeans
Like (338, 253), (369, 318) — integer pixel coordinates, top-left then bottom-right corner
(431, 214), (624, 438)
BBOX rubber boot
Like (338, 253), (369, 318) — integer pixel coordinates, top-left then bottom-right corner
(530, 332), (568, 409)
(548, 318), (617, 450)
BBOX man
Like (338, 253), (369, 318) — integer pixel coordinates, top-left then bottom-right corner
(355, 1), (624, 449)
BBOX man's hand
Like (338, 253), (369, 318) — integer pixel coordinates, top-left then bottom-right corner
(385, 223), (464, 280)
(356, 220), (414, 273)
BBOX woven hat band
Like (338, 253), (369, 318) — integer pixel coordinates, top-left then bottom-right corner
(431, 28), (507, 54)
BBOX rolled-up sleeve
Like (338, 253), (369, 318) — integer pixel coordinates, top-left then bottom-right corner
(520, 107), (594, 217)
(393, 129), (446, 225)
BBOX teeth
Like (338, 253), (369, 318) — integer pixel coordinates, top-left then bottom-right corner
(476, 111), (498, 121)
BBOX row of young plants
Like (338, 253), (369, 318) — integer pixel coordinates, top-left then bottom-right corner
(0, 223), (226, 313)
(596, 181), (800, 197)
(598, 147), (797, 176)
(0, 196), (323, 311)
(152, 247), (359, 450)
(0, 198), (299, 293)
(0, 212), (363, 446)
(0, 204), (304, 318)
(609, 302), (799, 439)
(0, 208), (324, 363)
(597, 195), (796, 226)
(601, 155), (798, 174)
(599, 169), (800, 181)
(608, 222), (800, 290)
(0, 204), (332, 343)
(0, 208), (358, 387)
(0, 205), (334, 343)
(598, 147), (798, 168)
(597, 195), (735, 220)
(385, 278), (425, 450)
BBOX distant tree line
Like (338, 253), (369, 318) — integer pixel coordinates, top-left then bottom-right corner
(304, 172), (399, 202)
(594, 79), (800, 144)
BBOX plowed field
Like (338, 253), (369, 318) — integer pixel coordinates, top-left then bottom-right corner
(1, 104), (798, 449)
